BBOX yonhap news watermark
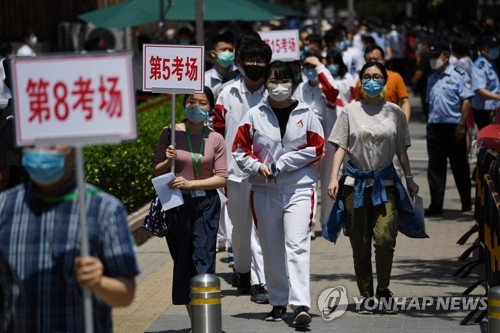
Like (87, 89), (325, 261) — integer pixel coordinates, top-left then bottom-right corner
(318, 286), (488, 321)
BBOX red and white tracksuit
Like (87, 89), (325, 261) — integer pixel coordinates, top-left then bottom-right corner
(232, 98), (325, 309)
(213, 78), (266, 285)
(294, 64), (339, 230)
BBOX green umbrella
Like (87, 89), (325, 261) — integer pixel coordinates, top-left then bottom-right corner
(78, 0), (301, 28)
(252, 0), (305, 17)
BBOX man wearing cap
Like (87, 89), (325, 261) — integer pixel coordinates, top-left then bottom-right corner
(471, 35), (500, 130)
(424, 42), (474, 216)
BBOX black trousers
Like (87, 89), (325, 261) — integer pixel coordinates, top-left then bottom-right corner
(473, 109), (494, 131)
(166, 189), (220, 305)
(426, 124), (471, 210)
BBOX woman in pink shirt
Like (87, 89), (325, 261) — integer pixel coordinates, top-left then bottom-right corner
(153, 86), (228, 325)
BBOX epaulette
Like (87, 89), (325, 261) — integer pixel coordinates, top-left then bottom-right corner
(453, 66), (466, 75)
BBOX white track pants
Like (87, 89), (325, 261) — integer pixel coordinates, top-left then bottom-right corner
(226, 179), (265, 284)
(319, 147), (336, 227)
(251, 188), (313, 308)
(216, 189), (232, 251)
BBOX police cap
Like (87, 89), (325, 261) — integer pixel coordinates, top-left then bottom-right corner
(428, 42), (450, 56)
(478, 35), (498, 48)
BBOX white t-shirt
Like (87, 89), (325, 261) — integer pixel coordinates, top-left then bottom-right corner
(16, 44), (36, 56)
(328, 100), (410, 186)
(0, 59), (12, 109)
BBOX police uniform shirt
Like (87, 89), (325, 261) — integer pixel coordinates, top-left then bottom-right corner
(471, 55), (500, 111)
(426, 64), (474, 124)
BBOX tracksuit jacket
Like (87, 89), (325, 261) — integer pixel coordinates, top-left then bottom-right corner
(232, 98), (325, 194)
(213, 78), (267, 182)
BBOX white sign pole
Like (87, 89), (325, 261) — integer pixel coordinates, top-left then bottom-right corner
(152, 88), (197, 175)
(75, 144), (93, 333)
(171, 93), (176, 174)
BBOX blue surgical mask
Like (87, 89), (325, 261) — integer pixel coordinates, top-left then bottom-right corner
(335, 41), (346, 52)
(179, 38), (190, 45)
(22, 150), (67, 185)
(361, 79), (384, 97)
(217, 51), (235, 68)
(186, 106), (209, 124)
(328, 64), (340, 76)
(488, 48), (499, 60)
(304, 68), (318, 82)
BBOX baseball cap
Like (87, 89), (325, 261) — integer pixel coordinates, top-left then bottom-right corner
(428, 42), (450, 56)
(479, 35), (498, 48)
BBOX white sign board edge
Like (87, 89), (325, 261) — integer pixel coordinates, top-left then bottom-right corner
(258, 29), (300, 62)
(142, 44), (205, 94)
(11, 52), (137, 147)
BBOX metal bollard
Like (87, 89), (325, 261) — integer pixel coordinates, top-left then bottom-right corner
(489, 286), (500, 332)
(191, 274), (222, 333)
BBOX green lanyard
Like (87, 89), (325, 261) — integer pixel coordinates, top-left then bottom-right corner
(186, 126), (206, 180)
(40, 189), (101, 203)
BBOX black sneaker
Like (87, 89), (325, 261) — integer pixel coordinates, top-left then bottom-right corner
(424, 207), (443, 217)
(292, 306), (311, 326)
(376, 288), (398, 314)
(250, 284), (269, 304)
(265, 306), (287, 322)
(236, 272), (251, 294)
(358, 297), (375, 315)
(231, 270), (238, 287)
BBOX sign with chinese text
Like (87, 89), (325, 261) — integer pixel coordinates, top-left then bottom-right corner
(259, 29), (300, 61)
(143, 44), (204, 93)
(12, 53), (136, 146)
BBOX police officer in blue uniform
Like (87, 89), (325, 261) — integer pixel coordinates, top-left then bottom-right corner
(425, 42), (474, 216)
(471, 35), (500, 130)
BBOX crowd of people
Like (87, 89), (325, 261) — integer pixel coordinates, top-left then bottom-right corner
(0, 14), (499, 331)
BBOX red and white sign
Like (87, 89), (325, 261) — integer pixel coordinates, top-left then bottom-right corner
(12, 53), (137, 146)
(143, 44), (204, 93)
(259, 29), (300, 61)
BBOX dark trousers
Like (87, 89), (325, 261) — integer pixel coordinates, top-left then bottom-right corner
(344, 186), (399, 297)
(166, 190), (220, 304)
(426, 124), (471, 211)
(473, 109), (494, 131)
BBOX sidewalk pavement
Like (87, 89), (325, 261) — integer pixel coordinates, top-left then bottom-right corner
(115, 94), (487, 333)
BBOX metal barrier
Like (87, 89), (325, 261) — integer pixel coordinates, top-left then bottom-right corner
(490, 283), (500, 332)
(459, 148), (500, 325)
(191, 274), (222, 333)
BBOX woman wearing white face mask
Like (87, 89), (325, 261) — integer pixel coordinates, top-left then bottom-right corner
(232, 61), (324, 327)
(153, 86), (228, 327)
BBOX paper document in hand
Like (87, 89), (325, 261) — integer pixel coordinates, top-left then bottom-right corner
(151, 173), (184, 210)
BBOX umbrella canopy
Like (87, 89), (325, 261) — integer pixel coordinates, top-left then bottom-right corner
(78, 0), (301, 28)
(252, 0), (305, 17)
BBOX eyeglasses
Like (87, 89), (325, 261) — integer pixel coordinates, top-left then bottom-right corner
(267, 78), (293, 88)
(186, 98), (210, 107)
(244, 59), (267, 67)
(361, 75), (384, 82)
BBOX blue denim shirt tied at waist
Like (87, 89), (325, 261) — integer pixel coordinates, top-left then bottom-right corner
(343, 160), (414, 217)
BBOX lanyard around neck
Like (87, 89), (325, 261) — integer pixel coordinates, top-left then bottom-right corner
(40, 189), (101, 203)
(185, 126), (206, 180)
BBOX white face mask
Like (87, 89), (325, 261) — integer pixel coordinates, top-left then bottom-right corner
(429, 57), (445, 70)
(30, 36), (38, 46)
(268, 83), (292, 102)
